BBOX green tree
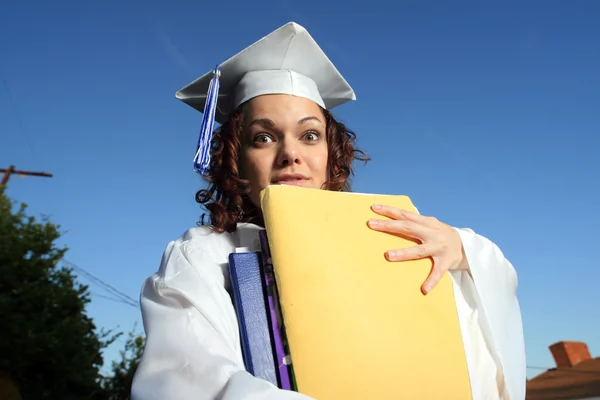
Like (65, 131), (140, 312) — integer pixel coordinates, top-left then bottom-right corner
(102, 324), (146, 400)
(0, 186), (118, 399)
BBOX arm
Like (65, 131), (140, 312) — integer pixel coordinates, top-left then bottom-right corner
(450, 228), (526, 400)
(131, 232), (312, 400)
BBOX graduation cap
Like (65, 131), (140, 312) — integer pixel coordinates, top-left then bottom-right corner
(176, 22), (356, 175)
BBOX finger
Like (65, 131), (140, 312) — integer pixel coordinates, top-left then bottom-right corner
(368, 219), (432, 241)
(385, 244), (435, 262)
(371, 204), (438, 227)
(421, 264), (447, 295)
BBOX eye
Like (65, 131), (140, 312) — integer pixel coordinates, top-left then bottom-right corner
(303, 131), (320, 142)
(252, 133), (274, 144)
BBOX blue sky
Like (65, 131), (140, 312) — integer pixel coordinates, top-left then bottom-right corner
(1, 0), (599, 379)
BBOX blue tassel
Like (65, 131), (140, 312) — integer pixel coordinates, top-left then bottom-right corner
(194, 67), (221, 174)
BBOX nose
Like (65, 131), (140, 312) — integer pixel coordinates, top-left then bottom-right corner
(276, 138), (302, 167)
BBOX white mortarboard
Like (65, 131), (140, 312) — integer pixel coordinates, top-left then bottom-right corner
(176, 22), (356, 174)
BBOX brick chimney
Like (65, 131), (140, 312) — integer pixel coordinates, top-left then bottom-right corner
(549, 341), (592, 368)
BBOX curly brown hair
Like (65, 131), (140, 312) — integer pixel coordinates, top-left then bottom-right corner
(195, 105), (369, 233)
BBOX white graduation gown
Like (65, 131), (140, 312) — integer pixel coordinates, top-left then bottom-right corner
(131, 222), (526, 400)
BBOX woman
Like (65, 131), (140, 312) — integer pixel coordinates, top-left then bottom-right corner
(131, 22), (526, 400)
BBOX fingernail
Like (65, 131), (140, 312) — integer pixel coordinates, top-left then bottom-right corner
(422, 284), (431, 294)
(372, 204), (382, 210)
(369, 219), (380, 227)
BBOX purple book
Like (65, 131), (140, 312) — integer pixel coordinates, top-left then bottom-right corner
(258, 230), (293, 391)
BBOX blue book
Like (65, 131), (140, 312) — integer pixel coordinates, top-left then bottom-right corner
(228, 251), (278, 386)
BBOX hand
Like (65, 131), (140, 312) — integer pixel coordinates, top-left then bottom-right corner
(367, 204), (470, 295)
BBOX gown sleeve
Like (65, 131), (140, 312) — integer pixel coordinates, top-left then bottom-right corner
(450, 227), (527, 400)
(130, 227), (313, 400)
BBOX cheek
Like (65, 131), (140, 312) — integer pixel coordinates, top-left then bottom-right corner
(307, 146), (329, 181)
(242, 152), (273, 187)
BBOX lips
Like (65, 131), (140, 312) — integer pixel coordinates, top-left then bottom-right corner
(273, 174), (310, 186)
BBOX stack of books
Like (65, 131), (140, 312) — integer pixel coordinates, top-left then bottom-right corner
(228, 229), (295, 390)
(227, 185), (473, 399)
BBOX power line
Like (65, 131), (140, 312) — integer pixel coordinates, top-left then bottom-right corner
(62, 259), (139, 308)
(91, 291), (138, 306)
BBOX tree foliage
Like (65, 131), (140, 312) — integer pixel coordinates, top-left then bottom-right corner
(0, 187), (119, 399)
(101, 324), (146, 400)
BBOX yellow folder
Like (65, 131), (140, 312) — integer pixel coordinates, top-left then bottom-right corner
(260, 185), (472, 399)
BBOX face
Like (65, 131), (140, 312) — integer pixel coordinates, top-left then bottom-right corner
(239, 94), (329, 208)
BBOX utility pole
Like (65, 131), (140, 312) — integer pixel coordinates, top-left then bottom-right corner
(0, 165), (53, 186)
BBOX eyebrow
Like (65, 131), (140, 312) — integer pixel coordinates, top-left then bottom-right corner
(247, 118), (276, 129)
(247, 116), (323, 129)
(297, 116), (322, 125)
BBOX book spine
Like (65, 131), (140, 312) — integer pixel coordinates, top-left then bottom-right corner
(259, 230), (296, 391)
(227, 252), (278, 386)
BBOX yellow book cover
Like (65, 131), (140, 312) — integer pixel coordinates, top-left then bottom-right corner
(260, 185), (472, 399)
